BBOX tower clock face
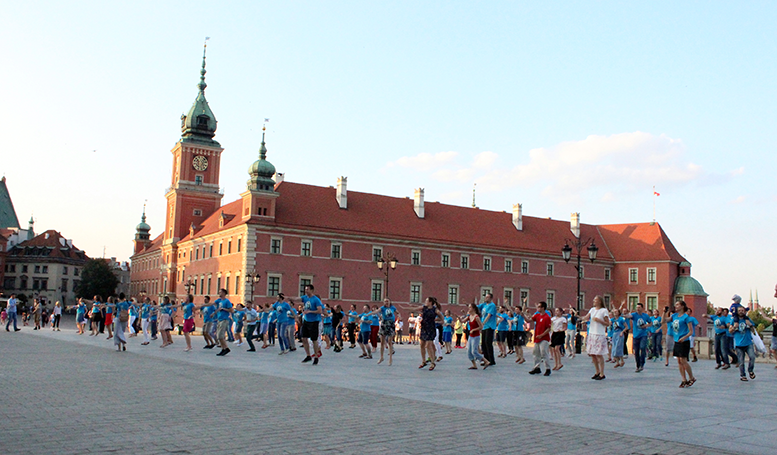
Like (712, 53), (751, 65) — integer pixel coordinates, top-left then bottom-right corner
(192, 155), (209, 171)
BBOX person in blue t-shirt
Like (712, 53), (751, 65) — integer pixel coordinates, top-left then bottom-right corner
(610, 309), (626, 368)
(347, 304), (359, 348)
(364, 298), (399, 365)
(513, 306), (526, 364)
(139, 297), (153, 345)
(662, 301), (696, 388)
(648, 309), (663, 361)
(729, 305), (756, 381)
(213, 289), (234, 356)
(480, 293), (498, 366)
(621, 302), (651, 372)
(704, 308), (732, 369)
(687, 308), (700, 363)
(442, 311), (454, 355)
(356, 304), (374, 359)
(198, 296), (217, 349)
(496, 308), (509, 359)
(271, 293), (295, 354)
(73, 298), (87, 334)
(232, 304), (246, 348)
(300, 284), (324, 364)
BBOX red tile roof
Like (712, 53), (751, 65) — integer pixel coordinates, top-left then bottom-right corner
(179, 199), (245, 242)
(136, 233), (164, 256)
(9, 230), (89, 260)
(597, 223), (686, 263)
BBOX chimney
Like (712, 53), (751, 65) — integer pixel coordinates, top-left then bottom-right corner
(571, 212), (580, 238)
(336, 176), (347, 209)
(273, 172), (284, 184)
(414, 188), (425, 218)
(512, 203), (523, 231)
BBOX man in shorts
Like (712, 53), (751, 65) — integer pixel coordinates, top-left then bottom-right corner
(214, 289), (233, 356)
(300, 284), (324, 365)
(199, 296), (216, 349)
(375, 299), (397, 365)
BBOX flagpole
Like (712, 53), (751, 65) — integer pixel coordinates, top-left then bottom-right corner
(652, 186), (656, 224)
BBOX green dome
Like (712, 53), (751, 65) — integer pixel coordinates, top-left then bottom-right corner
(180, 50), (219, 145)
(246, 133), (276, 192)
(136, 212), (150, 232)
(673, 275), (708, 297)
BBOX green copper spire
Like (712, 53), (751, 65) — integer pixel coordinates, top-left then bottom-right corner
(247, 126), (277, 192)
(180, 38), (219, 145)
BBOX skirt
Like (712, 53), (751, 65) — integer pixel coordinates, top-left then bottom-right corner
(586, 334), (608, 356)
(611, 332), (624, 357)
(159, 313), (172, 331)
(550, 331), (565, 348)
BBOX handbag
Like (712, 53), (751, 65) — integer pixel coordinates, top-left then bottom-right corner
(119, 310), (129, 323)
(751, 329), (766, 354)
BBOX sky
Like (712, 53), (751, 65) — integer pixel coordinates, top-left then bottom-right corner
(2, 1), (776, 308)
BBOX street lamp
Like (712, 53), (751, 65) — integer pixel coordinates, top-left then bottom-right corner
(245, 272), (261, 305)
(561, 238), (598, 312)
(376, 253), (398, 298)
(183, 276), (194, 295)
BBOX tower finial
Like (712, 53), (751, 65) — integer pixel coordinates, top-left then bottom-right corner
(472, 183), (477, 208)
(142, 200), (147, 222)
(198, 37), (210, 92)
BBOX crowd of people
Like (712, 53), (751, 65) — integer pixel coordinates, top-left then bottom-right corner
(3, 287), (775, 387)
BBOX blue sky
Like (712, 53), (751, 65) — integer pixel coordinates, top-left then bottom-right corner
(2, 1), (776, 307)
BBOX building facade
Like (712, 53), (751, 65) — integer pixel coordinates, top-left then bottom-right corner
(130, 58), (708, 322)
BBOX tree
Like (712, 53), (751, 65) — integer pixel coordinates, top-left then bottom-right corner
(75, 259), (119, 300)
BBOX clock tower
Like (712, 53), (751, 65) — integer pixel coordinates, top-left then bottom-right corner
(164, 44), (224, 245)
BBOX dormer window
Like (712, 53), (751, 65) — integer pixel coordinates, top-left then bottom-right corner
(197, 115), (209, 126)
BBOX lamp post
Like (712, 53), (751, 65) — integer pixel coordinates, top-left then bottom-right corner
(376, 253), (398, 299)
(245, 272), (261, 305)
(183, 276), (194, 295)
(561, 237), (598, 312)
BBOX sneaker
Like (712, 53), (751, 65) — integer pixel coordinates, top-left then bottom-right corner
(544, 369), (551, 376)
(302, 356), (312, 363)
(247, 348), (256, 352)
(216, 349), (226, 356)
(528, 367), (541, 375)
(222, 348), (230, 356)
(313, 357), (319, 365)
(722, 364), (730, 370)
(715, 364), (722, 370)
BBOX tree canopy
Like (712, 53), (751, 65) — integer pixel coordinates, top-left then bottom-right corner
(75, 259), (119, 300)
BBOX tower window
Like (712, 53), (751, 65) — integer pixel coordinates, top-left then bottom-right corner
(193, 209), (202, 216)
(197, 115), (209, 126)
(195, 175), (203, 186)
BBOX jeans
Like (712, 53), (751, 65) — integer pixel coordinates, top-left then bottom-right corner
(151, 320), (158, 338)
(347, 323), (356, 344)
(727, 337), (738, 364)
(276, 322), (289, 351)
(268, 322), (276, 345)
(533, 340), (550, 370)
(714, 332), (728, 365)
(455, 333), (463, 347)
(633, 336), (647, 368)
(481, 328), (496, 365)
(53, 314), (61, 328)
(245, 324), (257, 350)
(6, 311), (18, 330)
(227, 323), (234, 342)
(651, 332), (663, 358)
(467, 335), (483, 361)
(737, 344), (755, 377)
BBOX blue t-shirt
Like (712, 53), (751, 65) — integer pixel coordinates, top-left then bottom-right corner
(260, 311), (270, 323)
(732, 317), (753, 347)
(301, 295), (323, 322)
(497, 313), (509, 331)
(712, 315), (730, 335)
(689, 317), (699, 337)
(273, 301), (292, 325)
(233, 310), (245, 324)
(76, 303), (86, 316)
(443, 316), (453, 333)
(482, 303), (497, 330)
(323, 313), (332, 325)
(612, 316), (626, 335)
(631, 312), (651, 338)
(201, 305), (214, 323)
(370, 314), (380, 326)
(359, 312), (372, 332)
(105, 303), (114, 314)
(348, 310), (357, 324)
(378, 305), (397, 323)
(215, 298), (233, 321)
(269, 310), (278, 323)
(129, 305), (138, 317)
(566, 315), (576, 331)
(671, 313), (691, 342)
(141, 304), (150, 319)
(649, 316), (662, 334)
(183, 303), (195, 320)
(515, 315), (525, 332)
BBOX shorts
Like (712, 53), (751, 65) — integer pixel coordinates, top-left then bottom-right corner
(673, 340), (691, 360)
(183, 318), (195, 333)
(301, 321), (320, 341)
(358, 329), (370, 345)
(216, 320), (230, 340)
(234, 322), (243, 334)
(496, 331), (507, 343)
(515, 332), (526, 346)
(442, 331), (452, 343)
(202, 322), (212, 335)
(105, 313), (113, 325)
(551, 331), (565, 347)
(323, 323), (333, 338)
(665, 333), (675, 353)
(379, 321), (395, 338)
(689, 336), (695, 349)
(771, 336), (777, 351)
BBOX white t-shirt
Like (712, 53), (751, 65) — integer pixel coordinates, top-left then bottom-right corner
(408, 316), (416, 328)
(53, 306), (62, 316)
(395, 320), (403, 330)
(551, 316), (566, 332)
(587, 307), (609, 335)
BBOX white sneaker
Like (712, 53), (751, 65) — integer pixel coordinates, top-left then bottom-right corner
(237, 342), (243, 347)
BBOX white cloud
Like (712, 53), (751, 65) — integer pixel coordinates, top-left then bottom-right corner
(731, 195), (746, 204)
(387, 151), (458, 171)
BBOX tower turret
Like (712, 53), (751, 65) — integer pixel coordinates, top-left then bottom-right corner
(180, 39), (219, 145)
(134, 205), (152, 254)
(241, 125), (279, 221)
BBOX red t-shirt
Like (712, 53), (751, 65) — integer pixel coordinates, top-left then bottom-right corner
(532, 313), (551, 343)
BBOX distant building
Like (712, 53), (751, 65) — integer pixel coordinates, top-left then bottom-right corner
(3, 230), (89, 306)
(1, 177), (35, 297)
(130, 54), (709, 323)
(104, 257), (131, 296)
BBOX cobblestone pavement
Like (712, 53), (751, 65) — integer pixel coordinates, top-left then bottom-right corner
(0, 319), (772, 455)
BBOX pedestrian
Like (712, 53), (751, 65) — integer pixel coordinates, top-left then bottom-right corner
(32, 299), (41, 330)
(74, 298), (86, 334)
(158, 296), (174, 348)
(480, 293), (498, 367)
(662, 301), (696, 388)
(550, 307), (566, 371)
(181, 294), (196, 351)
(704, 308), (731, 369)
(408, 313), (417, 345)
(114, 294), (130, 352)
(356, 305), (373, 359)
(564, 308), (578, 359)
(513, 306), (526, 364)
(89, 298), (102, 336)
(454, 317), (464, 348)
(581, 295), (610, 380)
(610, 308), (626, 368)
(649, 309), (663, 361)
(496, 306), (509, 358)
(140, 297), (152, 346)
(395, 317), (404, 345)
(414, 297), (444, 371)
(322, 304), (333, 350)
(5, 293), (20, 332)
(730, 305), (757, 381)
(244, 301), (259, 352)
(347, 304), (358, 348)
(103, 296), (115, 340)
(258, 303), (270, 349)
(150, 301), (159, 340)
(369, 305), (380, 351)
(300, 284), (324, 365)
(269, 294), (290, 354)
(214, 289), (233, 356)
(374, 299), (398, 365)
(524, 302), (552, 376)
(51, 301), (62, 331)
(621, 302), (651, 373)
(332, 304), (345, 352)
(127, 301), (139, 337)
(442, 310), (453, 355)
(464, 303), (488, 370)
(232, 304), (245, 347)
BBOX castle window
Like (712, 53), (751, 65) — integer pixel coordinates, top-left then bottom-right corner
(195, 175), (203, 186)
(197, 115), (209, 126)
